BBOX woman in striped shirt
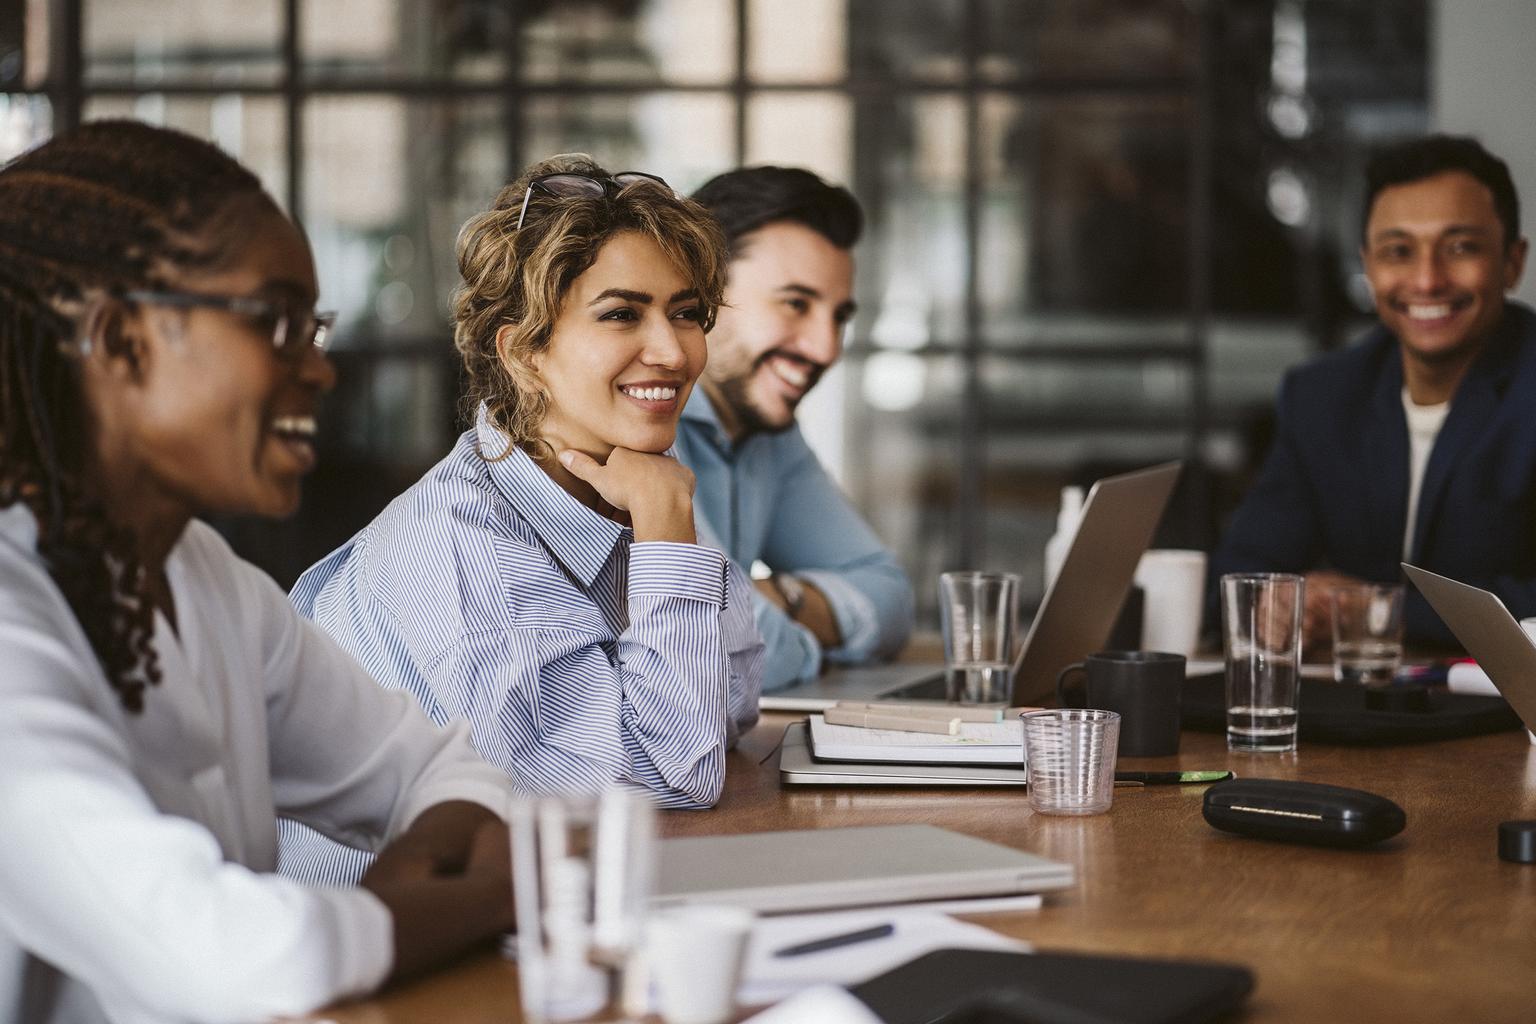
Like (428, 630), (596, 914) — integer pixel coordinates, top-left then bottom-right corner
(280, 156), (765, 885)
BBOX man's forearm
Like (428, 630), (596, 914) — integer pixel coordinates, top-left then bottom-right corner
(759, 573), (842, 648)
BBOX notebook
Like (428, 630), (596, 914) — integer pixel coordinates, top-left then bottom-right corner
(652, 823), (1072, 913)
(807, 713), (1024, 766)
(780, 722), (1032, 786)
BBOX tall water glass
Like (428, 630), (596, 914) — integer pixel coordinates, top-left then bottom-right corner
(1221, 573), (1303, 753)
(510, 789), (656, 1024)
(939, 571), (1021, 704)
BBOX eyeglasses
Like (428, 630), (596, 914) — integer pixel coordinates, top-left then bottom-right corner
(515, 171), (670, 231)
(124, 290), (336, 359)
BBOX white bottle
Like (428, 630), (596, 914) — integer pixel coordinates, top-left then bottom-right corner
(1043, 485), (1085, 593)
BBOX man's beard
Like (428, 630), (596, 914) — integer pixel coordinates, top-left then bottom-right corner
(717, 350), (821, 439)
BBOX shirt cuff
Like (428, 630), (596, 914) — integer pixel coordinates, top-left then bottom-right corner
(754, 593), (824, 691)
(796, 569), (881, 663)
(629, 542), (728, 605)
(309, 885), (396, 1003)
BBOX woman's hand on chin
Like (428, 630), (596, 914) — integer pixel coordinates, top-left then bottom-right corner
(559, 447), (697, 544)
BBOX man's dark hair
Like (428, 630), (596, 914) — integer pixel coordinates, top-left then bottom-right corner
(1364, 134), (1521, 246)
(691, 165), (862, 255)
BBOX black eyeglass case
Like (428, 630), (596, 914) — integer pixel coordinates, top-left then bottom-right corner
(1202, 779), (1406, 848)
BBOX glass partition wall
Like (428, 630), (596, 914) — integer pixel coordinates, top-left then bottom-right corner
(3, 0), (1428, 622)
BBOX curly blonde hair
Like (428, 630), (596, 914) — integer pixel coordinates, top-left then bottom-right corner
(452, 155), (728, 459)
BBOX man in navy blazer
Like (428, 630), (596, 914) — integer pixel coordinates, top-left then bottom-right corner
(1211, 135), (1532, 648)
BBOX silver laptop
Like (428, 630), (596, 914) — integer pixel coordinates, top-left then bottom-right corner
(1401, 563), (1536, 733)
(762, 461), (1183, 711)
(651, 823), (1073, 913)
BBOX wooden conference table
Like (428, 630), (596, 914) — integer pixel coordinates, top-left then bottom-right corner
(309, 708), (1536, 1024)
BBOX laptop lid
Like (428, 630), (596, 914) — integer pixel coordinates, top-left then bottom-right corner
(758, 461), (1183, 712)
(1401, 563), (1536, 733)
(1009, 460), (1182, 704)
(651, 823), (1073, 914)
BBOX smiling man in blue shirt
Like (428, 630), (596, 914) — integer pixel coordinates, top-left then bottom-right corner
(678, 167), (914, 690)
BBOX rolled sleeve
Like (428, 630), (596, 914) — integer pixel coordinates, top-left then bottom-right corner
(757, 432), (914, 669)
(798, 568), (880, 663)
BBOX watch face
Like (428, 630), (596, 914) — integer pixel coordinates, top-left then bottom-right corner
(776, 573), (806, 616)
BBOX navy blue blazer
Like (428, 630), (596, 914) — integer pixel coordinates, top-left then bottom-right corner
(1210, 302), (1536, 647)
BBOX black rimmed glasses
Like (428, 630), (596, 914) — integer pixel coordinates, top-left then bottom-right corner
(124, 290), (336, 359)
(515, 171), (671, 231)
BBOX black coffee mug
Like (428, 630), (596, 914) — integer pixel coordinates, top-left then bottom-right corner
(1056, 650), (1185, 757)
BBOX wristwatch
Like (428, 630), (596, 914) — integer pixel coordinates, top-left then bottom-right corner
(773, 573), (807, 620)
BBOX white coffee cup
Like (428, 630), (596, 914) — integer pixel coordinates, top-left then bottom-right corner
(646, 905), (755, 1024)
(1134, 549), (1207, 657)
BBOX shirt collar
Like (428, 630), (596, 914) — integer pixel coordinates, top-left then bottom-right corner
(682, 385), (736, 451)
(474, 405), (628, 587)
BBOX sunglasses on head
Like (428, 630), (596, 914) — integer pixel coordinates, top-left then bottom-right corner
(515, 171), (670, 231)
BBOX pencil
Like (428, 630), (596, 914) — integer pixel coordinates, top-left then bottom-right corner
(821, 709), (962, 734)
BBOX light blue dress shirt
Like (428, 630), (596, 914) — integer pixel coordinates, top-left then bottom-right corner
(277, 408), (764, 886)
(672, 388), (914, 691)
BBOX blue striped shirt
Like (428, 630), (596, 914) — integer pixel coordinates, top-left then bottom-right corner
(277, 408), (763, 885)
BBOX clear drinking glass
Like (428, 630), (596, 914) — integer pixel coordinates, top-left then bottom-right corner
(1331, 583), (1404, 687)
(1021, 709), (1121, 815)
(1221, 572), (1303, 753)
(510, 790), (656, 1024)
(939, 571), (1021, 704)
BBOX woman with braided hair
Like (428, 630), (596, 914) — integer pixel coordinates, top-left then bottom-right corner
(0, 120), (517, 1024)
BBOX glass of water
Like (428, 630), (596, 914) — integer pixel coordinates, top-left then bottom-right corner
(1221, 573), (1303, 752)
(939, 571), (1021, 704)
(1331, 583), (1404, 687)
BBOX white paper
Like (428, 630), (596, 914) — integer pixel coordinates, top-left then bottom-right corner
(736, 907), (1028, 1007)
(1448, 661), (1499, 696)
(811, 716), (1022, 749)
(740, 985), (886, 1024)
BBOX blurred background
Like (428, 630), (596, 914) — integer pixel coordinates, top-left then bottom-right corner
(3, 0), (1532, 626)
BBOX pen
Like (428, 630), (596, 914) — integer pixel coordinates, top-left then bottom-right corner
(772, 922), (896, 958)
(833, 701), (1003, 723)
(1114, 770), (1234, 785)
(822, 709), (960, 734)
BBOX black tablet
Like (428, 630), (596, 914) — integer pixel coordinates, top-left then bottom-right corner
(1182, 673), (1519, 745)
(852, 947), (1254, 1024)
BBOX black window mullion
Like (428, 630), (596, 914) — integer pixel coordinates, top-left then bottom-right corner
(954, 0), (985, 572)
(504, 1), (523, 179)
(50, 0), (82, 131)
(732, 0), (747, 166)
(282, 0), (301, 218)
(1186, 1), (1214, 493)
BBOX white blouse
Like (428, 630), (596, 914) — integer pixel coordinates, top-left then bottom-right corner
(0, 505), (515, 1024)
